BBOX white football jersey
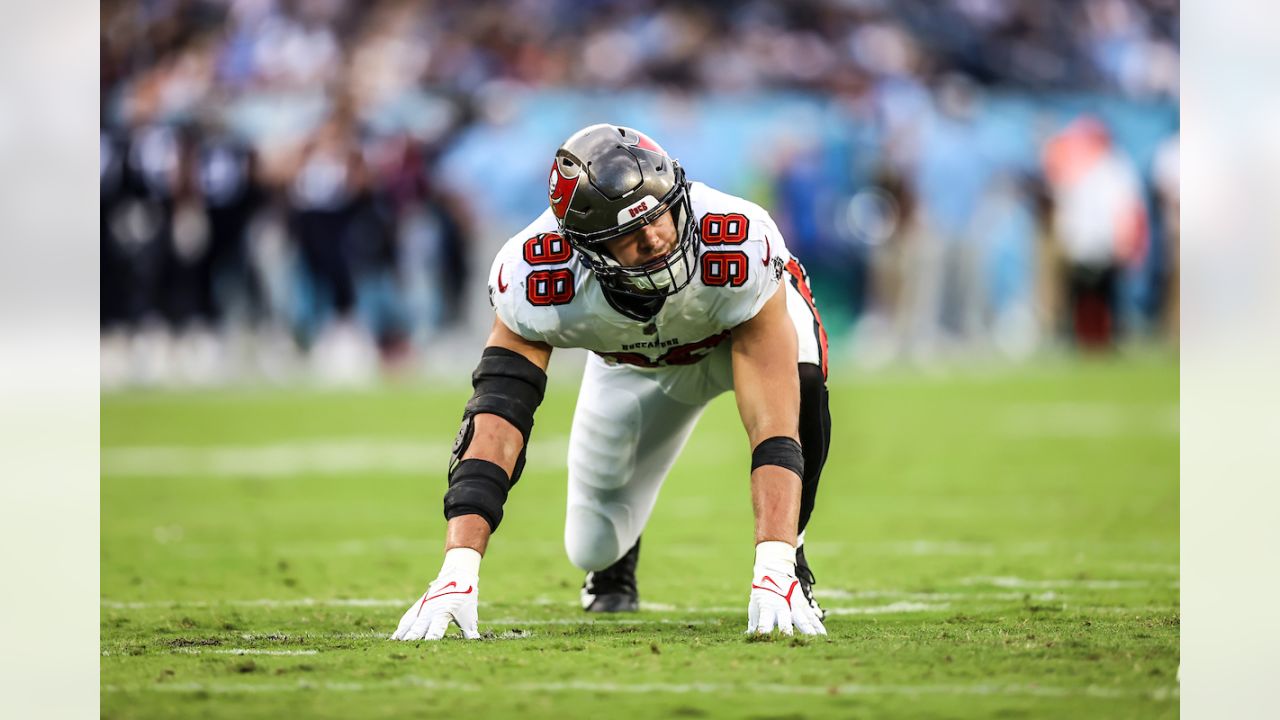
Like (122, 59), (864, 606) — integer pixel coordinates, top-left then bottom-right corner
(488, 182), (794, 368)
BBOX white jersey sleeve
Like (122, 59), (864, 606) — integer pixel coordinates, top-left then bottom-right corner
(487, 209), (574, 344)
(691, 183), (793, 329)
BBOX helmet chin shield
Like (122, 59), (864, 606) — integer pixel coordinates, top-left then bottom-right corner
(548, 124), (700, 298)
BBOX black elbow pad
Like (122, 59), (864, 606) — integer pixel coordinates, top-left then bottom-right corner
(464, 347), (547, 442)
(443, 347), (548, 532)
(449, 347), (548, 481)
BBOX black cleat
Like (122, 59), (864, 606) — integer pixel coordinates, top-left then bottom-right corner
(582, 539), (640, 613)
(795, 543), (825, 620)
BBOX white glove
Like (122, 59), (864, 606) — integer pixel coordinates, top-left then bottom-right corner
(746, 541), (827, 636)
(392, 548), (481, 641)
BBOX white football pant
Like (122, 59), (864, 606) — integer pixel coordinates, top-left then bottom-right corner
(564, 276), (825, 571)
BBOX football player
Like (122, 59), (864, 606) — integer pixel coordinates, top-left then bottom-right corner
(393, 124), (832, 639)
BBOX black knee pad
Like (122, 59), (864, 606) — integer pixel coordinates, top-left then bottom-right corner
(797, 362), (831, 532)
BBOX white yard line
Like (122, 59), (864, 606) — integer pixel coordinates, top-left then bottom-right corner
(799, 540), (1053, 557)
(635, 602), (954, 616)
(100, 599), (949, 615)
(486, 618), (714, 626)
(824, 602), (951, 615)
(102, 677), (1178, 701)
(959, 576), (1179, 590)
(1111, 562), (1180, 574)
(154, 537), (1179, 562)
(1088, 606), (1181, 614)
(101, 437), (569, 478)
(175, 648), (319, 656)
(999, 402), (1178, 438)
(102, 598), (407, 609)
(800, 539), (1177, 558)
(815, 589), (1063, 601)
(102, 591), (1177, 613)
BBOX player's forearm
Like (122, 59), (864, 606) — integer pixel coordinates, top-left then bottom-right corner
(442, 414), (524, 555)
(445, 514), (492, 555)
(462, 414), (525, 477)
(732, 284), (804, 544)
(439, 320), (552, 555)
(751, 465), (802, 545)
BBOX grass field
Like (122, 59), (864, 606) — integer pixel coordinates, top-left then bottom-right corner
(101, 354), (1179, 719)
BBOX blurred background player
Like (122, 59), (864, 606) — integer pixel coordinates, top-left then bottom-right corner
(1042, 116), (1148, 349)
(393, 124), (831, 638)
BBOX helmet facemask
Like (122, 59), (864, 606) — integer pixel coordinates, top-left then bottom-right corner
(563, 165), (699, 299)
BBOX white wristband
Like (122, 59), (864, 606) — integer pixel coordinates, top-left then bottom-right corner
(442, 547), (482, 576)
(754, 540), (796, 572)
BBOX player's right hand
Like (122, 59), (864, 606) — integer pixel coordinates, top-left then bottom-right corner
(392, 566), (480, 641)
(746, 542), (828, 637)
(747, 567), (827, 636)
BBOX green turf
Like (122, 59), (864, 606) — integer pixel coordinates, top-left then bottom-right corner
(101, 355), (1179, 719)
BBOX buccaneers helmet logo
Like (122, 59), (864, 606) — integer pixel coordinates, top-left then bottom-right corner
(548, 159), (580, 220)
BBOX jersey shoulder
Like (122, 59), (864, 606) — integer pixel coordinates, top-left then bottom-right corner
(488, 209), (590, 343)
(688, 183), (791, 327)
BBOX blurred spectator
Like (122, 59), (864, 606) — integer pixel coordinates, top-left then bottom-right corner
(284, 113), (381, 380)
(99, 0), (1179, 384)
(1042, 116), (1149, 349)
(970, 171), (1041, 359)
(194, 126), (264, 328)
(902, 74), (993, 357)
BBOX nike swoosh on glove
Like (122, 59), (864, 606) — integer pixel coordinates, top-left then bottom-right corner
(392, 552), (481, 641)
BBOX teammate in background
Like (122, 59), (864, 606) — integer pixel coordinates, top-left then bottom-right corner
(393, 124), (832, 639)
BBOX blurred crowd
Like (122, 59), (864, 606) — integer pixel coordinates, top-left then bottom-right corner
(100, 0), (1179, 385)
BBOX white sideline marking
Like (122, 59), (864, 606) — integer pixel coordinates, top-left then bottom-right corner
(103, 592), (1177, 613)
(1090, 606), (1180, 614)
(176, 648), (318, 656)
(102, 677), (1178, 701)
(1112, 562), (1180, 574)
(101, 437), (569, 478)
(165, 538), (445, 558)
(168, 538), (1169, 560)
(649, 603), (952, 616)
(801, 540), (1053, 557)
(101, 599), (949, 615)
(824, 602), (950, 615)
(102, 598), (406, 610)
(999, 403), (1178, 438)
(815, 589), (1062, 602)
(960, 576), (1179, 590)
(486, 618), (714, 626)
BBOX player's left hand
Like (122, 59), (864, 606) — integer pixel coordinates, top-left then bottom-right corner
(391, 566), (480, 641)
(747, 566), (827, 636)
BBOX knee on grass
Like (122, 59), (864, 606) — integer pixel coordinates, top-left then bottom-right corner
(564, 505), (625, 572)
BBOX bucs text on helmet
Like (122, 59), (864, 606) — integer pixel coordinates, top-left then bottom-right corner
(548, 124), (698, 297)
